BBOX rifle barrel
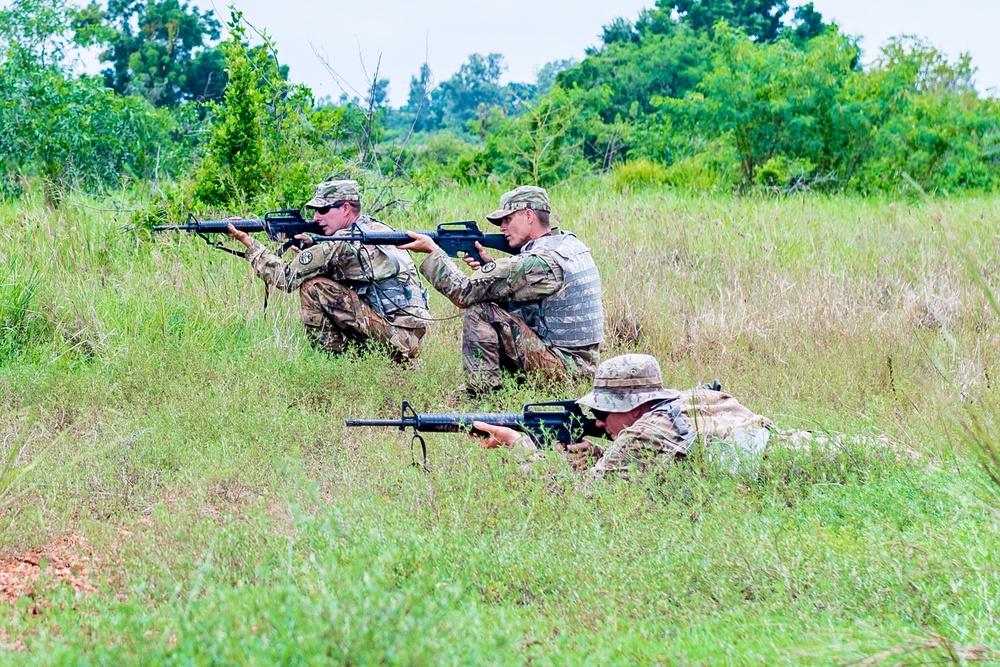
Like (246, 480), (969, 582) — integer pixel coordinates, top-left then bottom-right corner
(152, 219), (266, 233)
(345, 419), (405, 427)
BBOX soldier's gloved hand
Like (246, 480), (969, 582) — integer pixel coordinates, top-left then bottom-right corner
(555, 440), (604, 471)
(226, 223), (253, 249)
(462, 241), (495, 271)
(399, 231), (439, 255)
(471, 421), (523, 449)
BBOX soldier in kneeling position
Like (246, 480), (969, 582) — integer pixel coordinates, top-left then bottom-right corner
(401, 185), (604, 394)
(227, 179), (429, 360)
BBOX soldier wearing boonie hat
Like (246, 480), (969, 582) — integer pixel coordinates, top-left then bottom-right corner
(226, 178), (430, 361)
(473, 353), (774, 480)
(399, 184), (605, 396)
(576, 354), (680, 414)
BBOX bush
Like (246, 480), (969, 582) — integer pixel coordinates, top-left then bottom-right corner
(609, 157), (670, 192)
(664, 150), (736, 191)
(0, 58), (179, 197)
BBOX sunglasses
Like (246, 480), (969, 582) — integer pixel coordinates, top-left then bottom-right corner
(311, 202), (347, 215)
(590, 409), (610, 423)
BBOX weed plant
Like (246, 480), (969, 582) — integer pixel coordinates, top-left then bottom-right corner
(0, 182), (998, 663)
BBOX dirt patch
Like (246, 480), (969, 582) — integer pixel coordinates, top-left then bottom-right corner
(0, 532), (98, 604)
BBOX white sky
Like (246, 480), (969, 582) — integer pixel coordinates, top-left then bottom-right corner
(206, 0), (999, 105)
(14, 0), (998, 103)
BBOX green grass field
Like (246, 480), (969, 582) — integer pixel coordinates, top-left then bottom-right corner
(2, 183), (999, 664)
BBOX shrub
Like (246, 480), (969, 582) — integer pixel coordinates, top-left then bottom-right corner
(609, 157), (670, 192)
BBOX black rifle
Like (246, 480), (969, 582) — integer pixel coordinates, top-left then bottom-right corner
(153, 209), (322, 256)
(346, 400), (604, 467)
(317, 220), (515, 266)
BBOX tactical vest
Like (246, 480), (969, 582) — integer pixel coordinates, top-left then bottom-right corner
(649, 398), (697, 449)
(348, 219), (429, 319)
(509, 231), (604, 348)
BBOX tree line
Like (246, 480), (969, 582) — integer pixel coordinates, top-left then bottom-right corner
(1, 0), (998, 208)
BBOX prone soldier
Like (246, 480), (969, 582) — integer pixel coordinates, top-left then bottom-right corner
(473, 354), (775, 479)
(226, 179), (429, 361)
(401, 186), (604, 395)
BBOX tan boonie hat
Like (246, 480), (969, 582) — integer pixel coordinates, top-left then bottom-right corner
(485, 185), (551, 224)
(576, 354), (680, 414)
(305, 180), (361, 208)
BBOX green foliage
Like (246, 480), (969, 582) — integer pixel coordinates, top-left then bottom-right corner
(73, 0), (226, 106)
(0, 0), (73, 66)
(0, 58), (178, 193)
(678, 24), (857, 187)
(557, 24), (712, 124)
(3, 190), (1000, 662)
(0, 261), (48, 366)
(188, 12), (375, 211)
(1, 0), (187, 192)
(473, 87), (587, 186)
(609, 157), (670, 191)
(429, 53), (510, 131)
(844, 37), (1000, 194)
(668, 0), (793, 42)
(191, 15), (268, 207)
(663, 149), (735, 189)
(645, 26), (1000, 194)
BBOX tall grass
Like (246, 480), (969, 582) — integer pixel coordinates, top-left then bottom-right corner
(0, 181), (998, 663)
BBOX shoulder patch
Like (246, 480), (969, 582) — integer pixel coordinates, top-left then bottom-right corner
(481, 261), (496, 273)
(298, 250), (314, 265)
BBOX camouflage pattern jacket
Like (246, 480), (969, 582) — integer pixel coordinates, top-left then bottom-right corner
(507, 389), (773, 477)
(590, 389), (773, 477)
(246, 216), (429, 329)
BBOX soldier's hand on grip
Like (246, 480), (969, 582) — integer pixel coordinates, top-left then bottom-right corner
(462, 241), (495, 271)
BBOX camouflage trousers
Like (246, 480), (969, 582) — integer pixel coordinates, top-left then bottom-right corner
(462, 302), (577, 392)
(300, 277), (426, 361)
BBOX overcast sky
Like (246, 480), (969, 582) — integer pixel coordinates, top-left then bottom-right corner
(67, 0), (1000, 104)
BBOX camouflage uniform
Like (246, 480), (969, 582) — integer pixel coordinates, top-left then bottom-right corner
(419, 186), (604, 392)
(576, 355), (774, 478)
(505, 354), (774, 477)
(246, 180), (429, 360)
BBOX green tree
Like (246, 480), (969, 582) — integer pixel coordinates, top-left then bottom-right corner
(690, 23), (857, 185)
(191, 11), (361, 209)
(401, 63), (434, 132)
(668, 0), (790, 42)
(0, 0), (73, 65)
(1, 0), (177, 195)
(557, 25), (712, 123)
(73, 0), (226, 106)
(843, 37), (1000, 193)
(192, 13), (268, 206)
(429, 53), (509, 130)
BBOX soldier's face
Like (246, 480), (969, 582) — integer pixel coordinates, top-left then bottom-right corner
(596, 407), (643, 438)
(499, 210), (532, 249)
(313, 202), (353, 234)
